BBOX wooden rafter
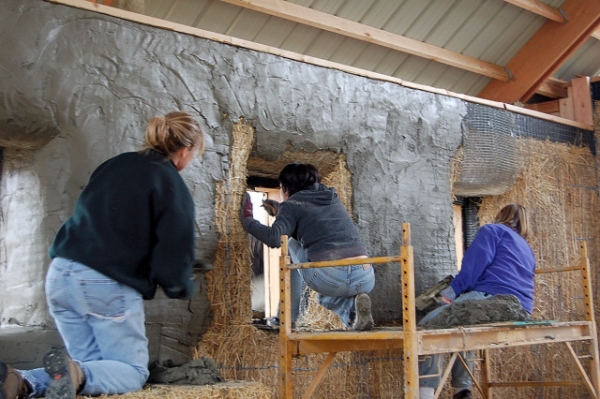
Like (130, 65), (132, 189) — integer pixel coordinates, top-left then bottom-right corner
(478, 0), (600, 104)
(536, 77), (569, 99)
(503, 0), (566, 23)
(218, 0), (511, 81)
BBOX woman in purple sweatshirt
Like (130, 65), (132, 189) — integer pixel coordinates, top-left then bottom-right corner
(419, 203), (536, 399)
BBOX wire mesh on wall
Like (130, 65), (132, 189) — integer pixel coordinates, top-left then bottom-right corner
(452, 105), (519, 196)
(513, 113), (595, 154)
(462, 197), (480, 247)
(453, 102), (596, 197)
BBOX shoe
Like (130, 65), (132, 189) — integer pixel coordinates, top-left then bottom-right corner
(0, 362), (29, 399)
(267, 317), (296, 329)
(453, 389), (472, 399)
(44, 349), (85, 399)
(352, 293), (374, 331)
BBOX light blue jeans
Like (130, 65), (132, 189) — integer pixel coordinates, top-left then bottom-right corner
(418, 291), (490, 389)
(19, 258), (149, 397)
(288, 239), (375, 326)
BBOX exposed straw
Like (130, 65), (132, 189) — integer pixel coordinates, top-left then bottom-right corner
(86, 381), (271, 399)
(477, 138), (599, 398)
(198, 118), (600, 398)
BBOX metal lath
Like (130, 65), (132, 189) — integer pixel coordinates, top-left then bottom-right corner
(453, 106), (519, 197)
(453, 102), (596, 197)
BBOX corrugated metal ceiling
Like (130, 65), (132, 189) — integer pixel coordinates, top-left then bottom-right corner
(127, 0), (600, 100)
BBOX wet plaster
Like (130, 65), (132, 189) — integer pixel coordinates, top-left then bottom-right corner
(1, 0), (465, 362)
(419, 295), (531, 329)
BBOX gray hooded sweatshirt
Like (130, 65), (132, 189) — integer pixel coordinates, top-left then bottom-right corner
(243, 183), (368, 261)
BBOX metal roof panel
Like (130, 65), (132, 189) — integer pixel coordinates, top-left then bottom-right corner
(139, 0), (600, 99)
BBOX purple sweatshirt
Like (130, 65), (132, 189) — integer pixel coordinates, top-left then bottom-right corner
(446, 223), (536, 313)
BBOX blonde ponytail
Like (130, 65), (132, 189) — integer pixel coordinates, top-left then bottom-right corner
(143, 111), (204, 157)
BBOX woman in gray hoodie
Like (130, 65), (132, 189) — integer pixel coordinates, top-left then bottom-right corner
(242, 163), (375, 330)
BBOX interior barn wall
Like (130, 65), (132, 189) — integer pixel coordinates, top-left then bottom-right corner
(3, 2), (598, 398)
(0, 0), (463, 334)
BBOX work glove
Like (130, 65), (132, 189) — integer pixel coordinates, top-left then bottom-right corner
(261, 199), (280, 217)
(241, 192), (254, 230)
(439, 285), (456, 304)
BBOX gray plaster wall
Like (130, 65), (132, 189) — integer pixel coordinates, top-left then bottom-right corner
(0, 0), (464, 335)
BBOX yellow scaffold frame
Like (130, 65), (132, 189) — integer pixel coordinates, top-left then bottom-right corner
(278, 223), (600, 399)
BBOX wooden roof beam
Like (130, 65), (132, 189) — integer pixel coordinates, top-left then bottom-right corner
(536, 77), (569, 99)
(478, 0), (600, 104)
(503, 1), (600, 100)
(503, 0), (566, 23)
(219, 0), (511, 81)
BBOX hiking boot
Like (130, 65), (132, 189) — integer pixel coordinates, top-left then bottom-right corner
(453, 389), (472, 399)
(352, 293), (374, 331)
(0, 362), (29, 399)
(44, 349), (85, 399)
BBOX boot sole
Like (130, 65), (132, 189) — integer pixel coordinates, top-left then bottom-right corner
(44, 349), (76, 399)
(353, 293), (374, 331)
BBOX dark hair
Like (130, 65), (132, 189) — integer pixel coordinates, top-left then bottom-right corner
(278, 163), (322, 197)
(493, 203), (530, 239)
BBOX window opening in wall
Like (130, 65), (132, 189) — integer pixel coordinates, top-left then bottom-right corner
(454, 197), (481, 270)
(453, 201), (464, 270)
(246, 181), (281, 327)
(245, 155), (350, 329)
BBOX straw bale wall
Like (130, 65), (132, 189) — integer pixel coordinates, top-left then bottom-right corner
(82, 381), (272, 399)
(196, 116), (600, 399)
(192, 116), (414, 397)
(466, 137), (600, 399)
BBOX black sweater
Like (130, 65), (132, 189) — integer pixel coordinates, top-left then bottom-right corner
(49, 150), (196, 300)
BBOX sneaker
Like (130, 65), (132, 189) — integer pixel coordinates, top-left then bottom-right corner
(453, 389), (472, 399)
(44, 349), (85, 399)
(352, 293), (374, 331)
(0, 362), (29, 399)
(267, 317), (296, 329)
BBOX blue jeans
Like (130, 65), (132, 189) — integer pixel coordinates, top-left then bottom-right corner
(418, 291), (491, 389)
(19, 258), (149, 397)
(288, 239), (375, 326)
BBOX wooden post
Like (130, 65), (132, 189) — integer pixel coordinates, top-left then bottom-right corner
(482, 349), (493, 399)
(279, 236), (293, 399)
(580, 241), (600, 396)
(558, 85), (574, 121)
(401, 223), (419, 399)
(571, 76), (593, 126)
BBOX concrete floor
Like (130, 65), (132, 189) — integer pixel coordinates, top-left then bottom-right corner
(0, 327), (63, 370)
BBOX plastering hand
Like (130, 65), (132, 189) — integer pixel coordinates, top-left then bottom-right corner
(439, 286), (456, 304)
(261, 199), (280, 217)
(241, 192), (254, 230)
